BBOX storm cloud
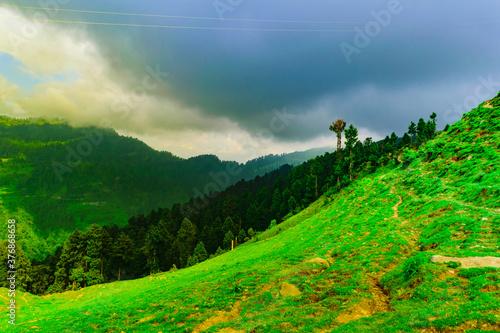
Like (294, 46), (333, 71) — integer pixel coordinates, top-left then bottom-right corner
(1, 0), (499, 161)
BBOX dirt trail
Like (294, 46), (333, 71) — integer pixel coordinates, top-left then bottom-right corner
(192, 301), (241, 333)
(390, 187), (403, 218)
(337, 275), (391, 324)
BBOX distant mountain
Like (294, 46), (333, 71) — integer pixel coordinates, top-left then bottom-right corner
(0, 116), (326, 239)
(242, 146), (334, 175)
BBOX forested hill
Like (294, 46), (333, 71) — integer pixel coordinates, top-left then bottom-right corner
(0, 116), (319, 234)
(12, 94), (449, 295)
(3, 93), (499, 332)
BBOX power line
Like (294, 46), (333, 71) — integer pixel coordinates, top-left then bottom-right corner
(0, 4), (366, 24)
(1, 4), (499, 25)
(0, 16), (369, 32)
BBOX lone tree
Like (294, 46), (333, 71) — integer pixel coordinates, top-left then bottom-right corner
(408, 121), (416, 145)
(329, 119), (347, 162)
(344, 124), (359, 181)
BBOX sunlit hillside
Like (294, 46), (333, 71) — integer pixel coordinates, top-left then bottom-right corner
(2, 95), (499, 332)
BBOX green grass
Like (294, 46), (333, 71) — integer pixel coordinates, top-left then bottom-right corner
(1, 103), (500, 332)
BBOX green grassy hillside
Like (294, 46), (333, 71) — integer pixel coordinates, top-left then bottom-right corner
(2, 98), (500, 332)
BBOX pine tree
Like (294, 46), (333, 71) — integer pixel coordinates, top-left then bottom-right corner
(430, 112), (437, 124)
(271, 188), (282, 220)
(426, 117), (437, 140)
(288, 196), (297, 214)
(408, 121), (417, 144)
(223, 231), (234, 250)
(193, 241), (208, 262)
(14, 244), (32, 292)
(223, 216), (236, 236)
(344, 124), (359, 180)
(247, 228), (255, 239)
(177, 218), (197, 268)
(416, 118), (427, 143)
(52, 229), (86, 291)
(215, 246), (224, 256)
(401, 133), (412, 148)
(85, 224), (111, 284)
(237, 229), (247, 244)
(113, 232), (133, 281)
(186, 255), (199, 267)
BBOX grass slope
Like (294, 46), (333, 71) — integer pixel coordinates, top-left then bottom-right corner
(2, 101), (500, 332)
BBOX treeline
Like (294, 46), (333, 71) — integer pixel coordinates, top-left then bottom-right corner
(0, 117), (335, 236)
(1, 114), (440, 295)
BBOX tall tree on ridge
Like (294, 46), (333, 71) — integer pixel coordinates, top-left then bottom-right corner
(344, 124), (359, 181)
(329, 119), (347, 186)
(329, 119), (347, 162)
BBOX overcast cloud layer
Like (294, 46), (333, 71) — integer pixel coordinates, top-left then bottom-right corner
(1, 0), (499, 162)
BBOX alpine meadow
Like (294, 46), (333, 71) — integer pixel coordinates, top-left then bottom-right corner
(1, 1), (500, 333)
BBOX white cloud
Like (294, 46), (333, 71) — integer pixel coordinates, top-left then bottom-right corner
(0, 8), (250, 157)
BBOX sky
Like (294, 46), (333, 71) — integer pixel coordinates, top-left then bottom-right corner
(0, 0), (499, 162)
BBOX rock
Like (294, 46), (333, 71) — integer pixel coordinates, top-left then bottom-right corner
(307, 257), (330, 268)
(430, 255), (500, 268)
(280, 283), (301, 297)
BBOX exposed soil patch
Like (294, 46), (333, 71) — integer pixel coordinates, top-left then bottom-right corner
(192, 301), (241, 333)
(219, 328), (244, 333)
(430, 255), (500, 268)
(367, 277), (391, 313)
(336, 275), (391, 324)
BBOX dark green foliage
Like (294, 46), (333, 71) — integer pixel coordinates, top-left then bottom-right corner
(215, 246), (224, 256)
(223, 231), (235, 250)
(401, 133), (412, 148)
(113, 232), (133, 281)
(408, 121), (417, 143)
(186, 255), (199, 267)
(237, 229), (247, 244)
(177, 218), (197, 267)
(193, 241), (208, 262)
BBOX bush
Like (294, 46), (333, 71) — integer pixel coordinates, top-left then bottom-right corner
(267, 219), (277, 230)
